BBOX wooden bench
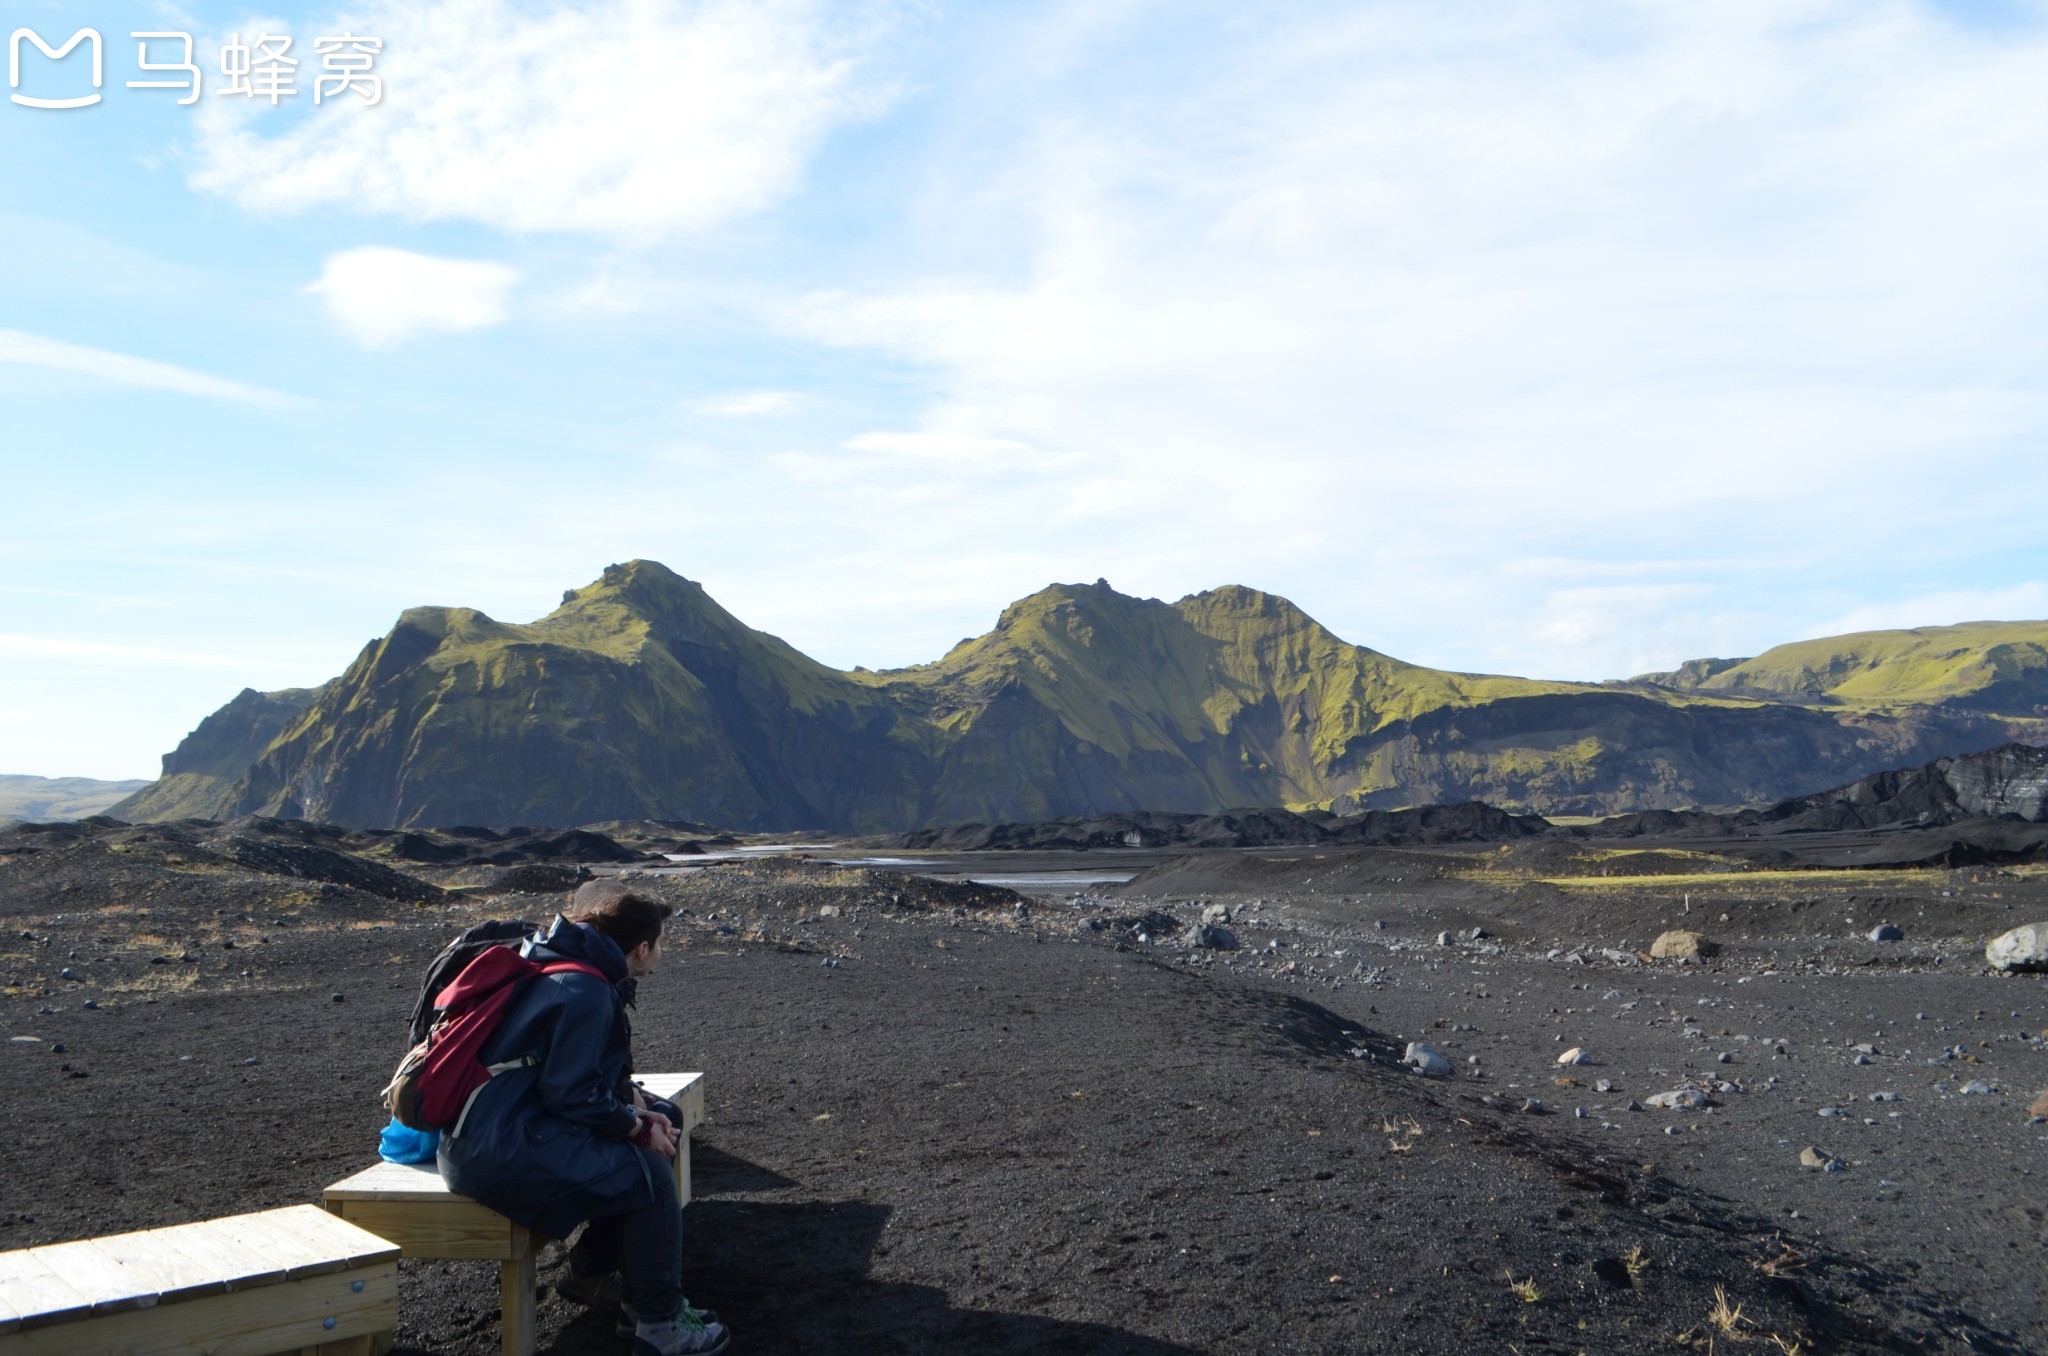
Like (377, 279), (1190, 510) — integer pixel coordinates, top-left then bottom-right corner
(0, 1204), (398, 1356)
(323, 1072), (704, 1356)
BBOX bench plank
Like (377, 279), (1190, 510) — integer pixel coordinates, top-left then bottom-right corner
(324, 1160), (455, 1203)
(0, 1259), (396, 1356)
(78, 1230), (240, 1304)
(210, 1207), (398, 1280)
(21, 1238), (161, 1314)
(0, 1252), (91, 1328)
(0, 1284), (24, 1336)
(327, 1197), (526, 1262)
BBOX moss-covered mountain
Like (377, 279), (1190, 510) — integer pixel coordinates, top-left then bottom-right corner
(110, 562), (2048, 830)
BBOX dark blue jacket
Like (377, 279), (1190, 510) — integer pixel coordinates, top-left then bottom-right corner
(437, 916), (654, 1238)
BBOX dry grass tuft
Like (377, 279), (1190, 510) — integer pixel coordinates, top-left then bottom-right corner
(1706, 1285), (1747, 1338)
(1623, 1244), (1651, 1281)
(1505, 1270), (1543, 1304)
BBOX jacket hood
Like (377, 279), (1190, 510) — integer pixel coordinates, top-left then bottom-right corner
(525, 914), (630, 983)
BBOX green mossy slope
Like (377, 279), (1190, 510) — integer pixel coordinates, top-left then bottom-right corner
(1682, 621), (2048, 716)
(116, 565), (2048, 830)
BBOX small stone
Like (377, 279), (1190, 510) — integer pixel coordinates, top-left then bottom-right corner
(1595, 1078), (1614, 1093)
(1644, 1088), (1706, 1111)
(1200, 903), (1232, 926)
(331, 992), (347, 1003)
(1557, 1047), (1591, 1066)
(1852, 1053), (1872, 1066)
(1717, 1052), (1733, 1064)
(1985, 923), (2048, 973)
(1435, 931), (1455, 946)
(1650, 930), (1716, 960)
(1663, 1124), (1681, 1135)
(79, 999), (99, 1010)
(1185, 923), (1239, 951)
(36, 1005), (55, 1016)
(1519, 1098), (1544, 1114)
(243, 1057), (260, 1066)
(1959, 1080), (1992, 1095)
(1853, 1042), (1877, 1055)
(1870, 1091), (1898, 1102)
(59, 968), (80, 982)
(1403, 1042), (1452, 1076)
(1467, 927), (1488, 941)
(1818, 1107), (1840, 1117)
(1626, 1099), (1644, 1112)
(1798, 1146), (1839, 1170)
(2030, 1089), (2048, 1119)
(1574, 1106), (1588, 1119)
(1868, 924), (1904, 942)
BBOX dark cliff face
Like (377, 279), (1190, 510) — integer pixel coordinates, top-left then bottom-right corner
(116, 562), (2048, 831)
(108, 685), (326, 822)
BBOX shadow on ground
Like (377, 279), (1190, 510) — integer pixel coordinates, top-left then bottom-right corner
(677, 1197), (1203, 1356)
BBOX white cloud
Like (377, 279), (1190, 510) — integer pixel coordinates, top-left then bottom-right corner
(191, 0), (887, 241)
(786, 1), (2048, 682)
(304, 247), (521, 348)
(842, 430), (1061, 469)
(692, 390), (805, 417)
(0, 329), (290, 405)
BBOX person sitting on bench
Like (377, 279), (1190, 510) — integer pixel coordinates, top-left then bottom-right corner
(438, 880), (729, 1356)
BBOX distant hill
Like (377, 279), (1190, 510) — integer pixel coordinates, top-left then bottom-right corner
(1631, 622), (2048, 714)
(0, 774), (152, 824)
(109, 562), (2048, 831)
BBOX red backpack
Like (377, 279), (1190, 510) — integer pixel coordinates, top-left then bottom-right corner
(382, 943), (604, 1133)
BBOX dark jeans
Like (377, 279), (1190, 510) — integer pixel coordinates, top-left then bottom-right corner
(570, 1095), (685, 1323)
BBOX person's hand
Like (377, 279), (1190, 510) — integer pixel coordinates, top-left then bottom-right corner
(635, 1109), (679, 1160)
(631, 1084), (648, 1111)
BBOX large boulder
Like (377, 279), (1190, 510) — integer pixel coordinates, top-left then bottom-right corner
(1185, 923), (1239, 950)
(1650, 929), (1717, 959)
(1986, 923), (2048, 972)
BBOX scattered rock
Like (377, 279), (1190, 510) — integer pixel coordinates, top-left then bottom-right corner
(1985, 923), (2048, 973)
(79, 999), (98, 1010)
(1556, 1047), (1591, 1065)
(330, 992), (347, 1003)
(1650, 930), (1716, 960)
(1185, 923), (1239, 951)
(59, 968), (79, 982)
(1959, 1080), (1992, 1095)
(1200, 903), (1232, 926)
(1519, 1098), (1544, 1114)
(1435, 931), (1455, 946)
(2029, 1089), (2048, 1120)
(1644, 1088), (1707, 1111)
(1717, 1052), (1733, 1064)
(1799, 1146), (1844, 1172)
(1466, 927), (1488, 941)
(1403, 1042), (1452, 1076)
(1595, 1078), (1614, 1093)
(1868, 923), (1904, 942)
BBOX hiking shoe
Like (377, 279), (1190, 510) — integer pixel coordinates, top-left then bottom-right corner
(616, 1307), (717, 1338)
(631, 1301), (729, 1356)
(555, 1267), (623, 1311)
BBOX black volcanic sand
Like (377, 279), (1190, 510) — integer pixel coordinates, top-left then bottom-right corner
(2, 832), (2046, 1354)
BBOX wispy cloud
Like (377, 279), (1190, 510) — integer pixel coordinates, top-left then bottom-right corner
(304, 247), (521, 348)
(692, 390), (806, 417)
(0, 329), (291, 406)
(190, 0), (892, 241)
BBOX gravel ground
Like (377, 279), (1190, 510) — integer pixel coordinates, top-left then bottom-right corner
(2, 828), (2044, 1354)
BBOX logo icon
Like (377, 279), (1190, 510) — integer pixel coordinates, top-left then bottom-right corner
(10, 28), (103, 108)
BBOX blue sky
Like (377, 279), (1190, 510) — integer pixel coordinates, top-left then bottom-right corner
(4, 0), (2047, 779)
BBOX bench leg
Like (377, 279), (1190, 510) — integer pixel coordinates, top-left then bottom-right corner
(500, 1250), (537, 1356)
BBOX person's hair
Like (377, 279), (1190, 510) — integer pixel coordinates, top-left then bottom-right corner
(565, 879), (672, 953)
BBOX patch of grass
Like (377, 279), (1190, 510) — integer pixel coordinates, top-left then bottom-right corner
(1706, 1285), (1747, 1338)
(1505, 1271), (1543, 1304)
(1752, 1239), (1807, 1279)
(1623, 1244), (1651, 1282)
